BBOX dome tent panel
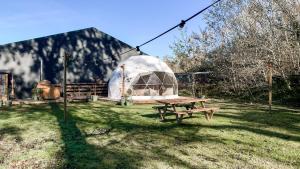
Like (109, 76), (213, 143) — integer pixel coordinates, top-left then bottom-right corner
(130, 71), (177, 97)
(135, 77), (147, 85)
(162, 73), (176, 85)
(108, 55), (178, 100)
(141, 74), (151, 84)
(145, 73), (161, 85)
(154, 72), (166, 82)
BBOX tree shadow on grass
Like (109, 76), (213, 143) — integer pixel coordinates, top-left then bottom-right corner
(47, 102), (300, 168)
(64, 103), (224, 168)
(215, 106), (300, 136)
(204, 123), (300, 142)
(49, 103), (140, 169)
(139, 104), (300, 143)
(0, 126), (23, 142)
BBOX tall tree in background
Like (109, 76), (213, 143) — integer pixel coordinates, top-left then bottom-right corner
(169, 0), (300, 98)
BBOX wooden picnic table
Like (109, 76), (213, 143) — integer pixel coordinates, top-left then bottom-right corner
(153, 98), (218, 124)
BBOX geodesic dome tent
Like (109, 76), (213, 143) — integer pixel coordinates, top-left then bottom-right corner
(108, 55), (178, 100)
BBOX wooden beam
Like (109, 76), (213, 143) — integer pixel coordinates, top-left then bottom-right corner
(192, 73), (195, 97)
(268, 62), (273, 113)
(63, 52), (69, 122)
(120, 64), (125, 97)
(11, 75), (15, 99)
(5, 74), (8, 101)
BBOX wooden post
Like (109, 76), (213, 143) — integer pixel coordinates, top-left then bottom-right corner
(120, 64), (125, 97)
(63, 52), (69, 122)
(268, 62), (272, 113)
(40, 58), (43, 81)
(11, 75), (15, 99)
(192, 73), (195, 97)
(5, 74), (8, 101)
(94, 84), (96, 96)
(0, 75), (2, 100)
(200, 86), (203, 96)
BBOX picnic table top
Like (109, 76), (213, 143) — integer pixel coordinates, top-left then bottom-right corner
(156, 98), (209, 105)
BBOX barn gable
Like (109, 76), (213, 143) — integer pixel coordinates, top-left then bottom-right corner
(0, 27), (139, 98)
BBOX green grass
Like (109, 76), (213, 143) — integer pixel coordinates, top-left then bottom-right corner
(0, 100), (299, 169)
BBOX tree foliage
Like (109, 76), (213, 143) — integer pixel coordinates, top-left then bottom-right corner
(168, 0), (300, 101)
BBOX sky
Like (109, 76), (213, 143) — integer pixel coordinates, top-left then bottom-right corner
(0, 0), (214, 57)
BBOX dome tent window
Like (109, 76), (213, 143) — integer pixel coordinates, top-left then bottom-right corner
(130, 71), (177, 96)
(108, 55), (178, 100)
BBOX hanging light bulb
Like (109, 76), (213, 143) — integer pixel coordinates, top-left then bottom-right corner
(179, 20), (186, 28)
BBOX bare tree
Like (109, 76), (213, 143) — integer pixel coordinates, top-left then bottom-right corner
(169, 0), (300, 98)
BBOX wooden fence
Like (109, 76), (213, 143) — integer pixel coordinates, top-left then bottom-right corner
(66, 82), (108, 99)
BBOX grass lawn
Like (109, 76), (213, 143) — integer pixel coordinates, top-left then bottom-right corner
(0, 99), (299, 169)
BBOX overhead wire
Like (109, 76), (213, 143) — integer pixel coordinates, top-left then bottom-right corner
(120, 0), (222, 55)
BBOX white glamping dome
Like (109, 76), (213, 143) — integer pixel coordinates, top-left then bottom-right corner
(108, 55), (178, 100)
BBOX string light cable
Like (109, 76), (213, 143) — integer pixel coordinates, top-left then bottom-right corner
(120, 0), (222, 55)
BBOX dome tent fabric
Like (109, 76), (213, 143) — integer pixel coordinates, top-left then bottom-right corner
(108, 55), (178, 100)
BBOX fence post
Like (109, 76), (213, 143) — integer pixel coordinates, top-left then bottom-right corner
(192, 73), (195, 97)
(63, 52), (69, 122)
(268, 62), (272, 113)
(120, 64), (125, 97)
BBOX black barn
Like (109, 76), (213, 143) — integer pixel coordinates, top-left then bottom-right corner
(0, 27), (139, 98)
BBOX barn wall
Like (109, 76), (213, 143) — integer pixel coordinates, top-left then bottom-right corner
(0, 27), (138, 98)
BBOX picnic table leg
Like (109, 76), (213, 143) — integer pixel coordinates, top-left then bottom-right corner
(173, 105), (184, 124)
(200, 101), (205, 108)
(209, 109), (214, 120)
(191, 102), (196, 109)
(185, 106), (193, 117)
(204, 112), (209, 121)
(163, 104), (169, 119)
(172, 104), (176, 113)
(176, 114), (183, 124)
(188, 102), (196, 117)
(158, 109), (165, 121)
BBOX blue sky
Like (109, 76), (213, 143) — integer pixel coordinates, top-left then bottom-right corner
(0, 0), (213, 57)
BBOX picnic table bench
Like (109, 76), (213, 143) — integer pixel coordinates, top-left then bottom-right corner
(153, 98), (219, 124)
(152, 103), (196, 120)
